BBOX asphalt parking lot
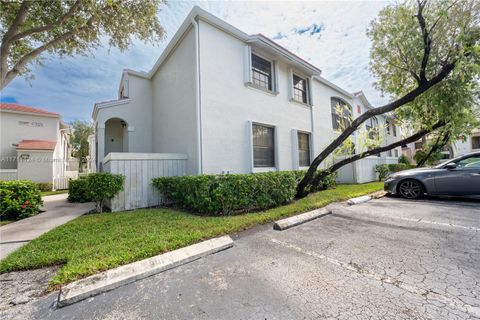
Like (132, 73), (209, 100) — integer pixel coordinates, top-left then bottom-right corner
(4, 196), (480, 320)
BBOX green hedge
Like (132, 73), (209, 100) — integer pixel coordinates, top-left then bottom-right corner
(68, 173), (124, 212)
(0, 180), (43, 220)
(152, 170), (336, 215)
(36, 182), (53, 192)
(375, 163), (416, 180)
(68, 178), (91, 203)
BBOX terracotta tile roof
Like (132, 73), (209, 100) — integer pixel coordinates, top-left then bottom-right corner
(0, 103), (59, 117)
(16, 140), (57, 151)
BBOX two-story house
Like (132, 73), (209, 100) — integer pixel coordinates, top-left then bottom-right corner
(91, 6), (400, 183)
(0, 103), (77, 189)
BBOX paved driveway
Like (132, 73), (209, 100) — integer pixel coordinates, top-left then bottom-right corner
(0, 194), (93, 260)
(4, 197), (480, 320)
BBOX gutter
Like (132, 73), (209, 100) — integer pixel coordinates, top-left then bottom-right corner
(191, 17), (203, 174)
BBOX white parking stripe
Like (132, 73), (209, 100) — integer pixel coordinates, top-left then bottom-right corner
(331, 205), (480, 232)
(270, 238), (480, 318)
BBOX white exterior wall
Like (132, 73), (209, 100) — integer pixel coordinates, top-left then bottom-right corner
(0, 111), (59, 169)
(199, 20), (317, 174)
(16, 150), (53, 183)
(151, 27), (198, 174)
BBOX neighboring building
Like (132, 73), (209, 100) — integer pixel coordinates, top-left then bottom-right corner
(0, 103), (77, 188)
(403, 128), (480, 163)
(91, 6), (402, 183)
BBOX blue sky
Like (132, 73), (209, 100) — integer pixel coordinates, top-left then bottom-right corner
(0, 0), (389, 123)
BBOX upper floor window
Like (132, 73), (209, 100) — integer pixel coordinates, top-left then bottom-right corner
(392, 123), (397, 137)
(251, 54), (272, 91)
(366, 117), (379, 139)
(386, 120), (391, 134)
(331, 98), (352, 130)
(293, 74), (308, 104)
(297, 132), (311, 167)
(252, 123), (275, 167)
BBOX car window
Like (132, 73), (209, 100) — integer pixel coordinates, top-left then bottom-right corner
(455, 155), (480, 169)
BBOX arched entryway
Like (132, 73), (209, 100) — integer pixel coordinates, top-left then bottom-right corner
(105, 118), (128, 155)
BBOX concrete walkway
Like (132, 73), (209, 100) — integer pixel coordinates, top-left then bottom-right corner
(0, 194), (93, 260)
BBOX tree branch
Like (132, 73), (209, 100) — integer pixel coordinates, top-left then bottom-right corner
(9, 0), (82, 43)
(1, 16), (95, 89)
(296, 61), (455, 197)
(1, 1), (31, 83)
(416, 130), (450, 167)
(311, 121), (446, 187)
(416, 0), (432, 84)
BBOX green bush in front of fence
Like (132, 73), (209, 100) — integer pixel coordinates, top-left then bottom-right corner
(68, 173), (124, 212)
(68, 178), (91, 203)
(152, 170), (337, 215)
(36, 182), (53, 192)
(375, 163), (416, 181)
(0, 180), (43, 220)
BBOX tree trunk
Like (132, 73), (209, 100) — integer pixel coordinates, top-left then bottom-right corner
(309, 121), (445, 190)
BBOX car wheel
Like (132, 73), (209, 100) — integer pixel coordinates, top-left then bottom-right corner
(398, 179), (425, 199)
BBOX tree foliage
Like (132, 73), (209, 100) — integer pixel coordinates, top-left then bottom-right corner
(71, 119), (94, 172)
(0, 0), (165, 89)
(297, 0), (480, 197)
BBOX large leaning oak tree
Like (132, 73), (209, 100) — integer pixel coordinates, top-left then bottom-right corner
(0, 0), (165, 90)
(297, 0), (480, 197)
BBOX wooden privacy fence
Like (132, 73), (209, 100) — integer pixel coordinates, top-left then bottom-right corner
(103, 153), (188, 212)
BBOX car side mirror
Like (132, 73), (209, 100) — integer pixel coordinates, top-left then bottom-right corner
(445, 163), (457, 170)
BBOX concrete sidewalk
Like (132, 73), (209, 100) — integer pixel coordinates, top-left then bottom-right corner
(0, 194), (93, 260)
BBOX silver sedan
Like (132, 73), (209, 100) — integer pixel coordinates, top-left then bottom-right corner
(384, 151), (480, 199)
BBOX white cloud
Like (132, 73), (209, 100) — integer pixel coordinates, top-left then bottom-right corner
(0, 0), (389, 122)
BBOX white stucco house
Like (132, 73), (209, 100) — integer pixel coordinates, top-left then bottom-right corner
(92, 6), (401, 188)
(0, 103), (77, 189)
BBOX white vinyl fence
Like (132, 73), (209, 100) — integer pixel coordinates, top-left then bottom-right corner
(336, 156), (399, 184)
(0, 169), (18, 181)
(103, 153), (188, 212)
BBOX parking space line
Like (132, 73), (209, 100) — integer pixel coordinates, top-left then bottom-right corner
(270, 238), (480, 318)
(330, 205), (480, 232)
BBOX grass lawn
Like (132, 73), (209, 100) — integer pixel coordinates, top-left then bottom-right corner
(0, 182), (382, 288)
(41, 190), (68, 197)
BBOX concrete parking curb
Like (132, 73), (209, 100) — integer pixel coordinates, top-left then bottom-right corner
(347, 191), (388, 205)
(57, 235), (234, 307)
(347, 195), (372, 205)
(273, 208), (331, 231)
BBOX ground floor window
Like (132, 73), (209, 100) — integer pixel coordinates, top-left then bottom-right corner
(472, 136), (480, 150)
(297, 132), (310, 166)
(252, 124), (275, 167)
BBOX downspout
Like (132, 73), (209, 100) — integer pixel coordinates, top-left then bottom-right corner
(191, 17), (203, 174)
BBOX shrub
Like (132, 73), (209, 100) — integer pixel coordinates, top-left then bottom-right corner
(398, 155), (411, 165)
(0, 180), (43, 220)
(152, 170), (337, 216)
(375, 163), (416, 181)
(68, 178), (91, 203)
(36, 182), (53, 192)
(86, 173), (124, 212)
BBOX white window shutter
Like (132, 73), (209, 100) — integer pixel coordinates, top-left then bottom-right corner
(247, 121), (254, 172)
(292, 129), (299, 170)
(288, 68), (294, 101)
(244, 45), (252, 84)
